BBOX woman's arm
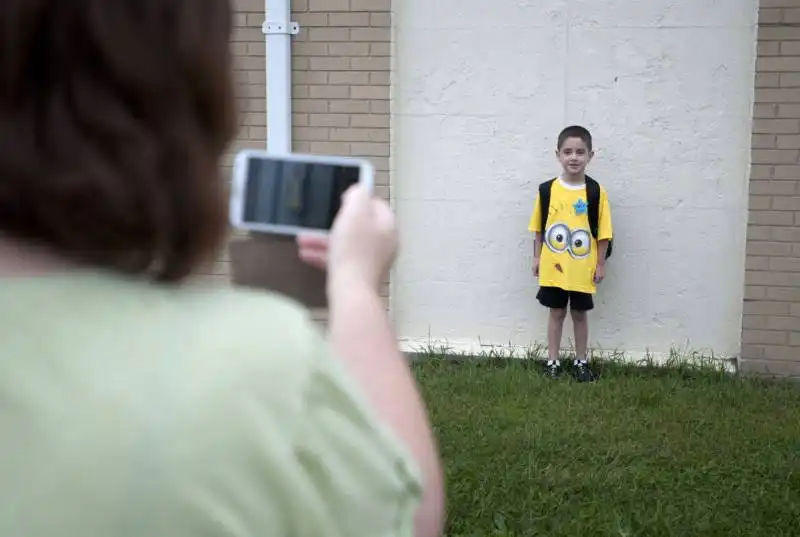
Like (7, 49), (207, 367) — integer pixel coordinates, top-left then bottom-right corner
(299, 186), (445, 537)
(328, 277), (445, 537)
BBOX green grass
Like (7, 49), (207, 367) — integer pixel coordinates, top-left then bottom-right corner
(413, 355), (800, 536)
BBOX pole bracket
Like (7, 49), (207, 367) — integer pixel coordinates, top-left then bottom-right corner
(262, 21), (300, 35)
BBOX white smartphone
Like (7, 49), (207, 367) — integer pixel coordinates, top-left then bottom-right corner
(229, 150), (374, 236)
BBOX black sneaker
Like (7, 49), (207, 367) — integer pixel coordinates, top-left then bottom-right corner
(546, 363), (562, 379)
(573, 361), (596, 382)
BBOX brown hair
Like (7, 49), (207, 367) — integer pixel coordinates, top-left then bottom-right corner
(557, 125), (593, 152)
(0, 0), (236, 282)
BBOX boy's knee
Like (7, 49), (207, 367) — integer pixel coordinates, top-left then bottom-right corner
(550, 308), (567, 322)
(571, 309), (588, 323)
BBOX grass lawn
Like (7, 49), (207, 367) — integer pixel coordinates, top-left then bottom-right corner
(413, 356), (800, 536)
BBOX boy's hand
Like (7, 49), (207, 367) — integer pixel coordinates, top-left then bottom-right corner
(594, 263), (605, 284)
(532, 258), (540, 277)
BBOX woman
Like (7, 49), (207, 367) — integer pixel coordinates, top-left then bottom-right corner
(0, 0), (444, 535)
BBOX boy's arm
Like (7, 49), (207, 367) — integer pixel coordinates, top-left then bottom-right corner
(594, 239), (609, 283)
(533, 233), (543, 261)
(528, 195), (543, 262)
(597, 240), (609, 264)
(595, 189), (611, 282)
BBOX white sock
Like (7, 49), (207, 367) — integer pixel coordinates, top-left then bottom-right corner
(574, 358), (587, 365)
(547, 359), (560, 367)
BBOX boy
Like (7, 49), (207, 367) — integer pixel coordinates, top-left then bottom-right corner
(528, 125), (613, 382)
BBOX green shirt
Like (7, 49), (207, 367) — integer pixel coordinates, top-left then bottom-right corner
(0, 271), (422, 536)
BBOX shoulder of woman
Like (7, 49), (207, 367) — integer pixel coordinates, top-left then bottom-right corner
(189, 284), (326, 366)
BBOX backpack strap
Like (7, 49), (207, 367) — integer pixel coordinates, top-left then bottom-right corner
(538, 178), (556, 233)
(585, 175), (601, 240)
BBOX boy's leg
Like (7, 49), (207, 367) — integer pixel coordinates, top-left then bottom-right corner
(571, 309), (589, 361)
(569, 292), (595, 382)
(548, 307), (568, 362)
(536, 287), (568, 376)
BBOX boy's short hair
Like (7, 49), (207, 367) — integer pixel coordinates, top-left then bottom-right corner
(0, 0), (236, 283)
(557, 125), (593, 152)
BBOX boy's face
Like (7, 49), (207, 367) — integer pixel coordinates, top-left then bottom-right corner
(556, 137), (593, 176)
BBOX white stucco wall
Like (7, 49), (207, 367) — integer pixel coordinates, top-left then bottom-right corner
(391, 0), (759, 357)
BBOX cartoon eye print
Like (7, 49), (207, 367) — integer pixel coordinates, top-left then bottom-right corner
(569, 229), (591, 259)
(544, 223), (593, 258)
(545, 222), (570, 253)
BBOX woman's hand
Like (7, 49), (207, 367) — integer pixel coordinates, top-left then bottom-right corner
(297, 185), (398, 292)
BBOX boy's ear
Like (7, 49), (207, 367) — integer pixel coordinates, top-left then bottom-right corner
(589, 150), (595, 160)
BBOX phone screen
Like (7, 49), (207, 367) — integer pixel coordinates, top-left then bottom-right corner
(242, 157), (360, 230)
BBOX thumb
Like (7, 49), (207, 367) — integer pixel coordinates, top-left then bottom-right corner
(342, 183), (371, 206)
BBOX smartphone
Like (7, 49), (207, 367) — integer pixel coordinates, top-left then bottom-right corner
(229, 150), (374, 236)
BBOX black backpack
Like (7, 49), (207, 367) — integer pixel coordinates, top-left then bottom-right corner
(538, 175), (613, 259)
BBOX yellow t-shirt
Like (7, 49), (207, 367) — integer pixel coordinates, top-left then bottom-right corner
(528, 178), (613, 294)
(0, 271), (422, 537)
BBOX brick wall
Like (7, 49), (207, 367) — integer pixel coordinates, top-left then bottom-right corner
(201, 0), (392, 300)
(292, 0), (391, 205)
(292, 0), (392, 311)
(741, 0), (800, 376)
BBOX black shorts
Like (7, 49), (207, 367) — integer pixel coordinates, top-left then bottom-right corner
(537, 286), (594, 311)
